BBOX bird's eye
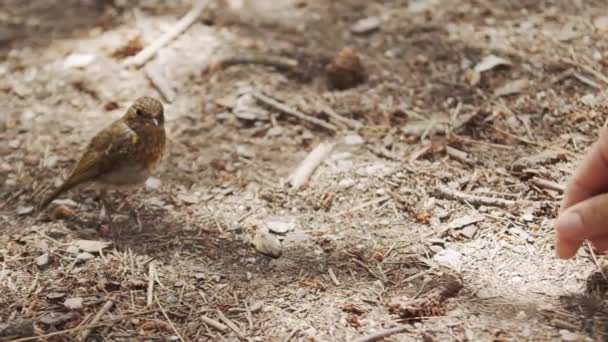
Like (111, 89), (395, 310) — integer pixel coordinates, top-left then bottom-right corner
(136, 108), (145, 117)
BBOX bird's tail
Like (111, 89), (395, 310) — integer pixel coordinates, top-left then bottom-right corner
(38, 182), (73, 212)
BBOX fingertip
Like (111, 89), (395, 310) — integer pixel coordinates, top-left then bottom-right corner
(554, 211), (584, 241)
(555, 239), (580, 259)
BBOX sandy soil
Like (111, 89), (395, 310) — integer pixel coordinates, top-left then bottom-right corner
(2, 0), (608, 341)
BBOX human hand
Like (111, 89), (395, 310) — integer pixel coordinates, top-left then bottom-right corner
(555, 128), (608, 258)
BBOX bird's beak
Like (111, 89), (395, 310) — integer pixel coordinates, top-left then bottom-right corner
(152, 118), (159, 126)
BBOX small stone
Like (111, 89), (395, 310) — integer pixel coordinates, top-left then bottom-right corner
(249, 300), (264, 313)
(16, 206), (34, 216)
(64, 297), (84, 310)
(295, 288), (307, 299)
(338, 178), (356, 189)
(193, 273), (206, 280)
(178, 193), (199, 205)
(521, 213), (534, 222)
(236, 144), (256, 158)
(145, 177), (162, 190)
(246, 272), (253, 281)
(63, 53), (96, 68)
(433, 249), (462, 268)
(174, 280), (185, 287)
(385, 47), (403, 58)
(559, 330), (580, 342)
(47, 292), (66, 300)
(266, 216), (296, 235)
(73, 240), (111, 253)
(66, 245), (80, 254)
(36, 253), (50, 267)
(351, 16), (381, 34)
(23, 154), (39, 166)
(460, 225), (478, 239)
(267, 126), (284, 137)
(343, 134), (364, 145)
(593, 16), (608, 31)
(76, 252), (95, 261)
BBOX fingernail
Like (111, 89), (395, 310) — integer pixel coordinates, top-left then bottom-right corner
(555, 211), (583, 233)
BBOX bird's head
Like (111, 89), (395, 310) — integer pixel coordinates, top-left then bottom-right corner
(124, 96), (164, 131)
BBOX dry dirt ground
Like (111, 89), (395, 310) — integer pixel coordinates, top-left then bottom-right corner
(3, 0), (608, 341)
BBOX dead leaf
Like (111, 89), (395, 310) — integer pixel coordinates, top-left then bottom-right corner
(63, 297), (83, 310)
(474, 55), (511, 73)
(339, 303), (369, 315)
(73, 240), (111, 253)
(178, 193), (199, 205)
(447, 214), (485, 229)
(139, 319), (172, 332)
(493, 78), (529, 97)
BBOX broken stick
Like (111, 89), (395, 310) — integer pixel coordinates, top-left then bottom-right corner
(147, 261), (155, 307)
(251, 91), (338, 132)
(530, 177), (565, 193)
(79, 297), (115, 342)
(200, 315), (228, 333)
(352, 326), (410, 342)
(436, 182), (517, 208)
(286, 141), (336, 189)
(125, 0), (210, 67)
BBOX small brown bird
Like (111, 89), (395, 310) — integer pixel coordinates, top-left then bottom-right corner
(39, 96), (166, 211)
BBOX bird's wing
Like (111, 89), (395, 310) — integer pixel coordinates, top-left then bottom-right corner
(63, 121), (139, 187)
(38, 120), (139, 210)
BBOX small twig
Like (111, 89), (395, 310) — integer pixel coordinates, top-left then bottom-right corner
(8, 310), (159, 342)
(366, 144), (401, 161)
(351, 258), (386, 282)
(530, 177), (565, 193)
(455, 135), (514, 150)
(156, 295), (185, 342)
(200, 315), (228, 333)
(322, 105), (362, 130)
(236, 206), (261, 224)
(561, 57), (608, 84)
(283, 327), (300, 342)
(328, 268), (340, 286)
(209, 55), (298, 72)
(79, 297), (115, 341)
(445, 146), (474, 165)
(352, 326), (410, 342)
(331, 195), (391, 218)
(216, 310), (245, 339)
(125, 0), (210, 67)
(586, 241), (607, 281)
(147, 261), (155, 307)
(144, 65), (175, 103)
(436, 182), (517, 208)
(286, 141), (337, 189)
(251, 91), (338, 132)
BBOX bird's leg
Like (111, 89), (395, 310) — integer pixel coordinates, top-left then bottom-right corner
(97, 188), (113, 223)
